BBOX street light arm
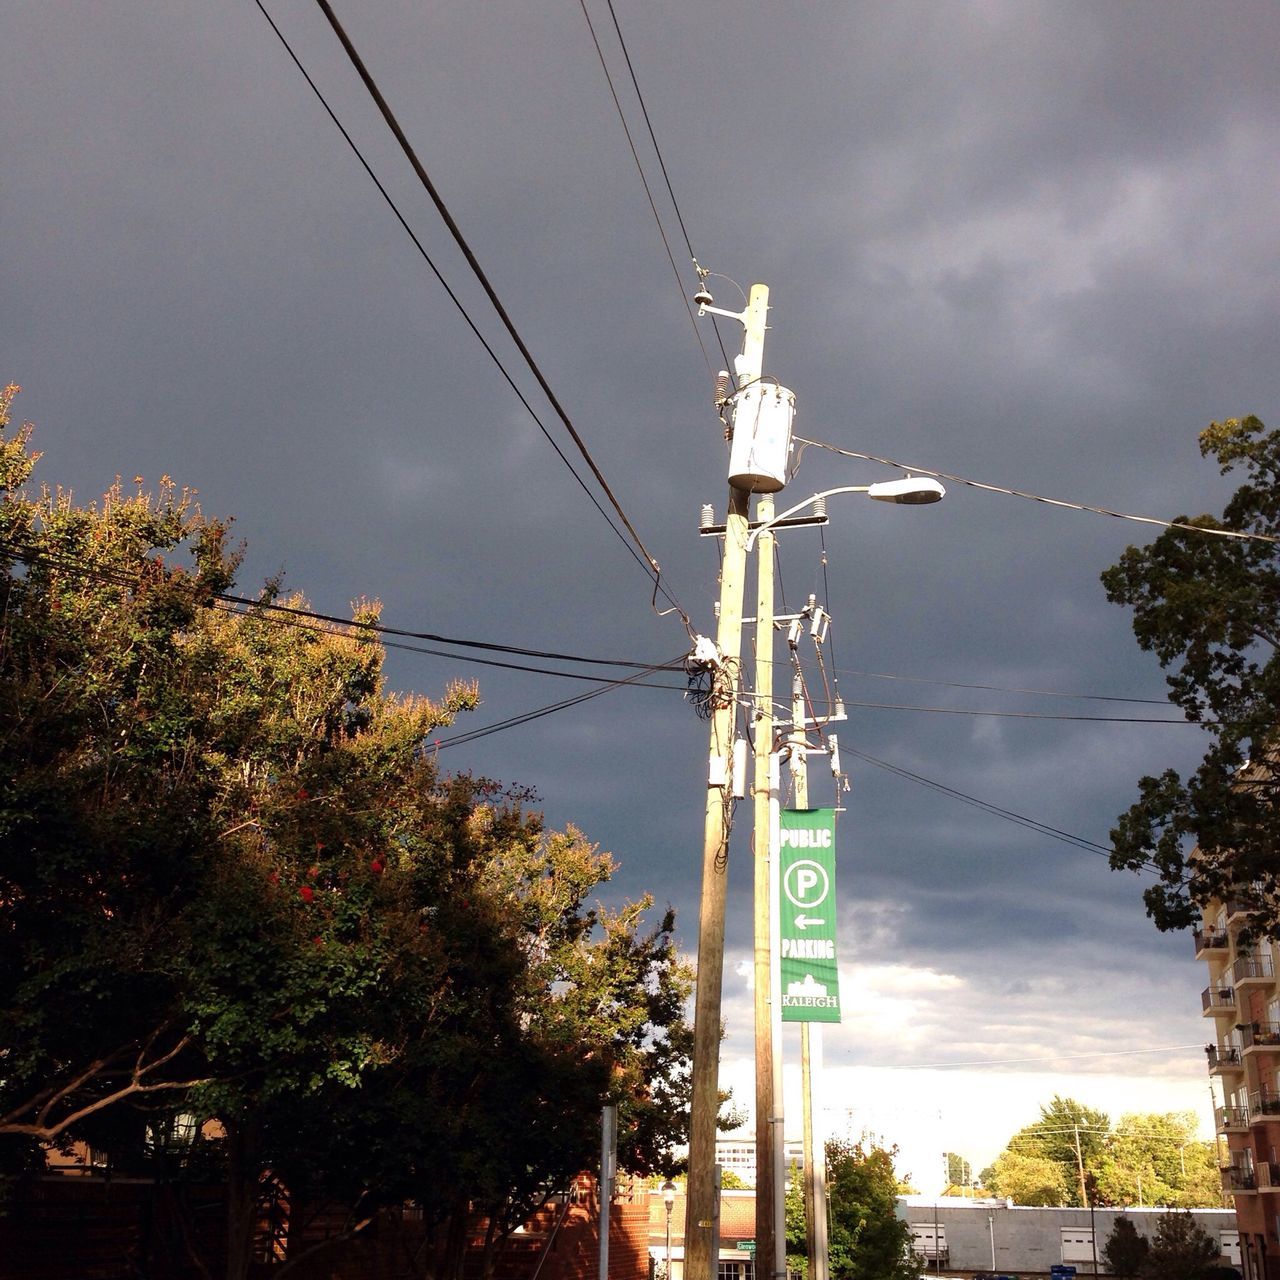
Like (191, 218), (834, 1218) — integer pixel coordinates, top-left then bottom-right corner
(744, 476), (946, 549)
(745, 487), (871, 550)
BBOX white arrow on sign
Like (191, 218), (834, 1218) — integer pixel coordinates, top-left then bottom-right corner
(794, 914), (826, 929)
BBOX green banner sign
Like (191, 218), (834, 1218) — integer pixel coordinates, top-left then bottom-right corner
(779, 808), (841, 1023)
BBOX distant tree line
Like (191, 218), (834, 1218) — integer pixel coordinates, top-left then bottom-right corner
(976, 1096), (1222, 1209)
(0, 388), (694, 1280)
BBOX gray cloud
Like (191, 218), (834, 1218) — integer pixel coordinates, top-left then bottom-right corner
(4, 0), (1277, 1154)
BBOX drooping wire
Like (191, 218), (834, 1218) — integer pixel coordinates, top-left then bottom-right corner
(840, 742), (1165, 875)
(255, 0), (692, 629)
(308, 0), (682, 612)
(593, 0), (737, 379)
(0, 535), (687, 689)
(795, 435), (1280, 546)
(250, 0), (658, 598)
(827, 665), (1174, 706)
(432, 656), (684, 750)
(0, 537), (1214, 721)
(575, 0), (716, 383)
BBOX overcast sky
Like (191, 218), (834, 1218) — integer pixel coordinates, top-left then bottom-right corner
(5, 0), (1279, 1190)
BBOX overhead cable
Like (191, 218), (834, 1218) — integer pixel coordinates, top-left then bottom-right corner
(432, 657), (682, 750)
(582, 0), (736, 379)
(0, 538), (1215, 719)
(0, 535), (685, 688)
(889, 1043), (1207, 1071)
(840, 742), (1160, 873)
(831, 665), (1173, 707)
(306, 0), (686, 625)
(796, 435), (1280, 545)
(576, 0), (716, 381)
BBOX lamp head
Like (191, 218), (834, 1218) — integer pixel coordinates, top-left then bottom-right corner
(661, 1179), (677, 1207)
(866, 475), (946, 505)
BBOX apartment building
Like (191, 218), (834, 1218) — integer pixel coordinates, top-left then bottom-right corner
(714, 1136), (806, 1188)
(1200, 898), (1280, 1279)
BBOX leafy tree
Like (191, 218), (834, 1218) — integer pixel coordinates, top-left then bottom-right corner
(993, 1096), (1107, 1206)
(0, 399), (694, 1280)
(720, 1168), (749, 1190)
(1102, 415), (1280, 934)
(1103, 1215), (1150, 1278)
(981, 1150), (1070, 1206)
(1140, 1210), (1219, 1280)
(944, 1151), (972, 1187)
(1094, 1113), (1221, 1209)
(812, 1140), (918, 1280)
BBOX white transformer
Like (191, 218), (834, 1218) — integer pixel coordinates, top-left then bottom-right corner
(727, 381), (795, 493)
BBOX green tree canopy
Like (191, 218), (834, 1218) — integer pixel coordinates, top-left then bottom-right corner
(787, 1140), (916, 1280)
(1094, 1113), (1222, 1210)
(981, 1150), (1070, 1206)
(0, 395), (694, 1280)
(990, 1096), (1108, 1206)
(944, 1151), (972, 1188)
(1102, 415), (1280, 934)
(983, 1101), (1220, 1210)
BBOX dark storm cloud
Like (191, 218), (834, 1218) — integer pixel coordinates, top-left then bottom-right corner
(3, 0), (1278, 1128)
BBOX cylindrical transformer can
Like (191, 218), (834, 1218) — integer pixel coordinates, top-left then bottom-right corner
(727, 382), (795, 493)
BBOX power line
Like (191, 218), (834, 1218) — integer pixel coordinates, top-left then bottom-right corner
(251, 0), (689, 626)
(433, 657), (683, 750)
(575, 0), (717, 383)
(831, 665), (1173, 707)
(825, 698), (1202, 724)
(213, 599), (687, 689)
(840, 742), (1160, 873)
(306, 0), (687, 626)
(0, 538), (1219, 729)
(890, 1044), (1207, 1071)
(0, 535), (687, 688)
(795, 435), (1280, 546)
(587, 0), (737, 380)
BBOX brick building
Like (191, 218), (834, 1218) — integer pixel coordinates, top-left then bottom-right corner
(1198, 896), (1280, 1279)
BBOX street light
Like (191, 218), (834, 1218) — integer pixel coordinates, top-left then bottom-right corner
(745, 479), (945, 551)
(662, 1180), (678, 1280)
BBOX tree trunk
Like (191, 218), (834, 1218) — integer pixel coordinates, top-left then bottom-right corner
(440, 1197), (471, 1280)
(224, 1119), (261, 1280)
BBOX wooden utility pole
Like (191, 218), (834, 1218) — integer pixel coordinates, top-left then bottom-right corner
(686, 284), (770, 1280)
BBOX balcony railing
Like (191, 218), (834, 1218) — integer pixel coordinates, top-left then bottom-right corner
(1207, 1043), (1244, 1071)
(1223, 1164), (1257, 1192)
(1251, 1089), (1280, 1121)
(1233, 955), (1276, 985)
(1196, 928), (1230, 956)
(1203, 985), (1236, 1013)
(1242, 1022), (1280, 1050)
(1260, 1162), (1280, 1189)
(1217, 1105), (1251, 1130)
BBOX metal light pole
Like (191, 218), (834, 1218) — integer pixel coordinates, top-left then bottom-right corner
(685, 283), (770, 1280)
(753, 490), (786, 1280)
(791, 672), (829, 1280)
(662, 1180), (677, 1280)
